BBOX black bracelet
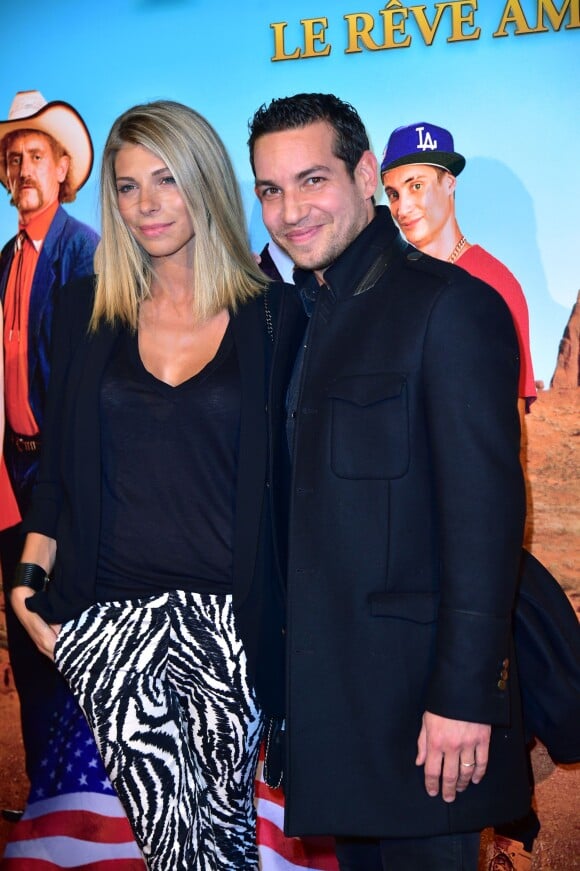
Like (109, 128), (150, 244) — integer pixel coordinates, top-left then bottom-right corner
(11, 562), (49, 593)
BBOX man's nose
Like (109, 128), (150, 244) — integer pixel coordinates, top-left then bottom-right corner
(282, 190), (308, 225)
(19, 155), (34, 177)
(395, 191), (412, 217)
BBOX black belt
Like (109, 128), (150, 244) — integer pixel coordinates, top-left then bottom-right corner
(8, 431), (41, 453)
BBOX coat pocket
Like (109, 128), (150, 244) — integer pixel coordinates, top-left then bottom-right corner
(368, 591), (438, 624)
(328, 373), (409, 479)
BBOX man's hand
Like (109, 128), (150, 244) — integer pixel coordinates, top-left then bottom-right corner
(416, 711), (491, 802)
(10, 586), (60, 661)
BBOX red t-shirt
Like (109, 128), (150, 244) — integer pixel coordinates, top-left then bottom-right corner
(457, 244), (536, 407)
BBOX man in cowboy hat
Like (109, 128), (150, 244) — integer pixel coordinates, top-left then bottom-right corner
(380, 122), (536, 417)
(0, 90), (99, 783)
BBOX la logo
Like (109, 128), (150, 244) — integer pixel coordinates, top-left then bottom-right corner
(415, 126), (437, 151)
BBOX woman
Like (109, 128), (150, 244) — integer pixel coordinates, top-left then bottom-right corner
(9, 100), (299, 870)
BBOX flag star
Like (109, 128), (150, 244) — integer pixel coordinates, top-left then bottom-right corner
(89, 758), (98, 768)
(79, 774), (88, 786)
(101, 779), (114, 791)
(67, 763), (73, 773)
(74, 749), (82, 758)
(50, 770), (57, 780)
(85, 738), (93, 746)
(41, 758), (49, 767)
(35, 788), (45, 798)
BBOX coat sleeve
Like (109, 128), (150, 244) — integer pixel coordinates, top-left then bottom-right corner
(23, 278), (95, 538)
(421, 273), (525, 725)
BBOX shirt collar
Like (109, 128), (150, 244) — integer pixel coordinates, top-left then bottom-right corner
(18, 200), (59, 252)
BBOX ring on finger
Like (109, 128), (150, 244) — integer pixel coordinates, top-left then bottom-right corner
(460, 761), (476, 767)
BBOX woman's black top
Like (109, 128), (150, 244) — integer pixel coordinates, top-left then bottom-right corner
(96, 324), (240, 600)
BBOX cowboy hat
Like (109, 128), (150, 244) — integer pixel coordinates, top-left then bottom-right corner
(0, 90), (93, 192)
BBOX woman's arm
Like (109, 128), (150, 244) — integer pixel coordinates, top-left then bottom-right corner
(10, 532), (60, 660)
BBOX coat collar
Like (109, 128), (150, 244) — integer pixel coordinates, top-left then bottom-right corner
(294, 206), (403, 302)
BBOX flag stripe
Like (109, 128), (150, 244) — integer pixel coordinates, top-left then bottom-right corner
(258, 819), (339, 870)
(1, 860), (146, 871)
(21, 794), (128, 821)
(7, 810), (136, 844)
(2, 834), (144, 866)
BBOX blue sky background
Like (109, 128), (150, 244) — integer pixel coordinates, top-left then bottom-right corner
(1, 0), (578, 384)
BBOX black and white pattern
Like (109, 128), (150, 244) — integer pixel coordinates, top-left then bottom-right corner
(54, 591), (263, 870)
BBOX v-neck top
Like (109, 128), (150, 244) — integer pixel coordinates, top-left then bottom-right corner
(96, 322), (240, 599)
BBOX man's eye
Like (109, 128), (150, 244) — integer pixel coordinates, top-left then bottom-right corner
(261, 187), (280, 199)
(305, 176), (324, 186)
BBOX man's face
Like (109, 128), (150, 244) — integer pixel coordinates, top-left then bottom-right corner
(5, 131), (69, 221)
(382, 163), (455, 250)
(253, 120), (377, 282)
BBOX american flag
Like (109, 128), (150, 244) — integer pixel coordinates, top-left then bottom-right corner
(1, 694), (145, 869)
(2, 696), (337, 870)
(256, 751), (339, 871)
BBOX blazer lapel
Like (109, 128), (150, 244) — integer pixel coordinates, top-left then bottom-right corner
(69, 321), (121, 576)
(231, 299), (268, 606)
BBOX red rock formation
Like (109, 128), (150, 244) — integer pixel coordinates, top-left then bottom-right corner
(551, 291), (580, 388)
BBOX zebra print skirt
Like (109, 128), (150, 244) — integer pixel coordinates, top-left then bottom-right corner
(53, 590), (264, 870)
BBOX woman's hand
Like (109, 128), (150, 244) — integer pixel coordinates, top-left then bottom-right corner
(10, 586), (61, 661)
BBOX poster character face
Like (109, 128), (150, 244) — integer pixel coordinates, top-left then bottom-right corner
(6, 132), (68, 221)
(382, 163), (455, 250)
(115, 143), (195, 264)
(253, 120), (376, 281)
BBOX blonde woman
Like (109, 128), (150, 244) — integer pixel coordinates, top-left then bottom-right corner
(9, 100), (302, 870)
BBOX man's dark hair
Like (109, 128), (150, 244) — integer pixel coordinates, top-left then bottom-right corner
(248, 93), (370, 179)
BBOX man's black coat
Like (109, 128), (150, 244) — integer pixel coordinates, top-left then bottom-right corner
(270, 208), (530, 838)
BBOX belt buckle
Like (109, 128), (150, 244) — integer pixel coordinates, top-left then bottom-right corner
(13, 435), (38, 453)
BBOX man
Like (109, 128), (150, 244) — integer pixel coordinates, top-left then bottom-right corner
(249, 93), (529, 871)
(258, 237), (295, 283)
(381, 122), (540, 870)
(380, 122), (536, 417)
(0, 90), (98, 781)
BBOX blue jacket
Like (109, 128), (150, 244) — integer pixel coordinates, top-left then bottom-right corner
(0, 205), (99, 432)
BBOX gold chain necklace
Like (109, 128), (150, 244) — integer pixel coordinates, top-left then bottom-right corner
(448, 235), (467, 264)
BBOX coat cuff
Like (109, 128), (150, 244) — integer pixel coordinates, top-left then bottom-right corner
(425, 607), (513, 725)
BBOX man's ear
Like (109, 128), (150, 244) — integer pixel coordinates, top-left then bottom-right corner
(355, 150), (379, 199)
(56, 154), (70, 184)
(444, 171), (457, 196)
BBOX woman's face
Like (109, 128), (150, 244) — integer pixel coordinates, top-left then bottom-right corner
(114, 143), (195, 265)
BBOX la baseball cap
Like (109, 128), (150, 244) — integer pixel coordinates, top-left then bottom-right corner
(380, 122), (465, 177)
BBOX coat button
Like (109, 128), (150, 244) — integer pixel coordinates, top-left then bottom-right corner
(497, 679), (507, 691)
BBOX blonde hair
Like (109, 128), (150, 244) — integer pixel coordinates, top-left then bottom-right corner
(92, 100), (266, 330)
